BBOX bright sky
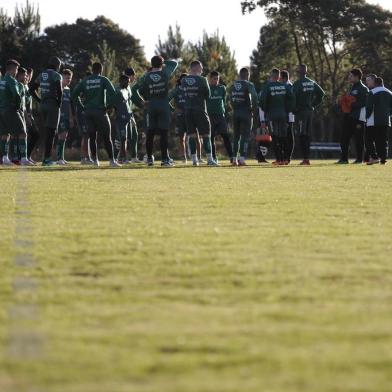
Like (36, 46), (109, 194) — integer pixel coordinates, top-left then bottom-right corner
(1, 0), (391, 67)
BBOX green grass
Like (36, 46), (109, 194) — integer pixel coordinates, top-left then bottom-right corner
(1, 161), (392, 392)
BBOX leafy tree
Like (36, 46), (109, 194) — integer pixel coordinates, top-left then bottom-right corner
(43, 16), (146, 79)
(155, 24), (185, 60)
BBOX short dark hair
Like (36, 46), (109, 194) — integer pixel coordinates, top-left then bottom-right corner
(119, 74), (130, 83)
(92, 62), (103, 74)
(299, 64), (308, 73)
(210, 70), (220, 78)
(26, 67), (33, 74)
(6, 59), (20, 69)
(375, 77), (384, 87)
(190, 60), (202, 69)
(177, 73), (188, 86)
(239, 67), (250, 79)
(271, 68), (280, 78)
(17, 67), (27, 75)
(350, 68), (363, 79)
(366, 73), (377, 81)
(62, 69), (73, 77)
(280, 70), (289, 80)
(48, 56), (62, 69)
(124, 67), (135, 77)
(151, 55), (164, 68)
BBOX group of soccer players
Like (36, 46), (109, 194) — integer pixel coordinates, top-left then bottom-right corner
(0, 55), (391, 167)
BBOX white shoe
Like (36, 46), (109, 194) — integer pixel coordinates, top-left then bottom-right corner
(2, 156), (14, 166)
(110, 160), (122, 167)
(192, 159), (199, 167)
(199, 158), (206, 164)
(56, 159), (67, 166)
(182, 159), (188, 165)
(93, 160), (100, 167)
(20, 157), (34, 166)
(207, 159), (220, 167)
(131, 158), (143, 164)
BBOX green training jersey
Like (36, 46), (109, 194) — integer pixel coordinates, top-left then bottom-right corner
(24, 85), (33, 114)
(35, 69), (62, 103)
(229, 80), (258, 112)
(169, 85), (186, 111)
(72, 74), (116, 110)
(207, 84), (226, 115)
(292, 76), (325, 113)
(132, 60), (178, 103)
(61, 87), (71, 120)
(181, 75), (210, 112)
(260, 81), (295, 121)
(348, 81), (368, 122)
(0, 74), (23, 110)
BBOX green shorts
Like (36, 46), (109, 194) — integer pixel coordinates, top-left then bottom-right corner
(146, 101), (171, 131)
(295, 111), (313, 136)
(41, 101), (60, 130)
(210, 113), (228, 137)
(0, 109), (26, 136)
(233, 111), (253, 135)
(185, 109), (211, 136)
(85, 109), (111, 135)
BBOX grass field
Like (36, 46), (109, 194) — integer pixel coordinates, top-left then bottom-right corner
(1, 160), (392, 392)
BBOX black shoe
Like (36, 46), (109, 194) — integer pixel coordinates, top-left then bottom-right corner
(336, 159), (349, 164)
(147, 158), (154, 167)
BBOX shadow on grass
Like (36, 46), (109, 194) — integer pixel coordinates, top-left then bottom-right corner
(0, 161), (359, 173)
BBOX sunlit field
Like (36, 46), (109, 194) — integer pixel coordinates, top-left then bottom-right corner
(1, 161), (392, 392)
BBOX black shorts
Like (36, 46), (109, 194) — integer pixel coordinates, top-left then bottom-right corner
(175, 113), (187, 137)
(76, 111), (88, 137)
(185, 109), (211, 136)
(268, 119), (288, 137)
(146, 101), (171, 131)
(85, 109), (111, 135)
(295, 111), (313, 136)
(41, 101), (60, 130)
(0, 109), (26, 136)
(210, 113), (228, 137)
(233, 111), (253, 135)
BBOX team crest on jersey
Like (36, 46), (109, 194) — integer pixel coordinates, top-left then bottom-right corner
(150, 73), (162, 83)
(234, 82), (242, 91)
(186, 78), (196, 86)
(42, 73), (49, 81)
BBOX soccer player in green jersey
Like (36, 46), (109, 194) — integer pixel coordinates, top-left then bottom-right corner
(260, 68), (296, 165)
(25, 68), (39, 164)
(337, 68), (368, 164)
(280, 70), (295, 164)
(30, 56), (63, 166)
(366, 76), (392, 165)
(207, 71), (234, 163)
(292, 64), (325, 165)
(132, 56), (178, 167)
(114, 74), (132, 163)
(56, 69), (74, 165)
(182, 60), (218, 167)
(123, 67), (142, 163)
(72, 62), (120, 167)
(169, 73), (188, 163)
(228, 67), (258, 166)
(0, 59), (31, 166)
